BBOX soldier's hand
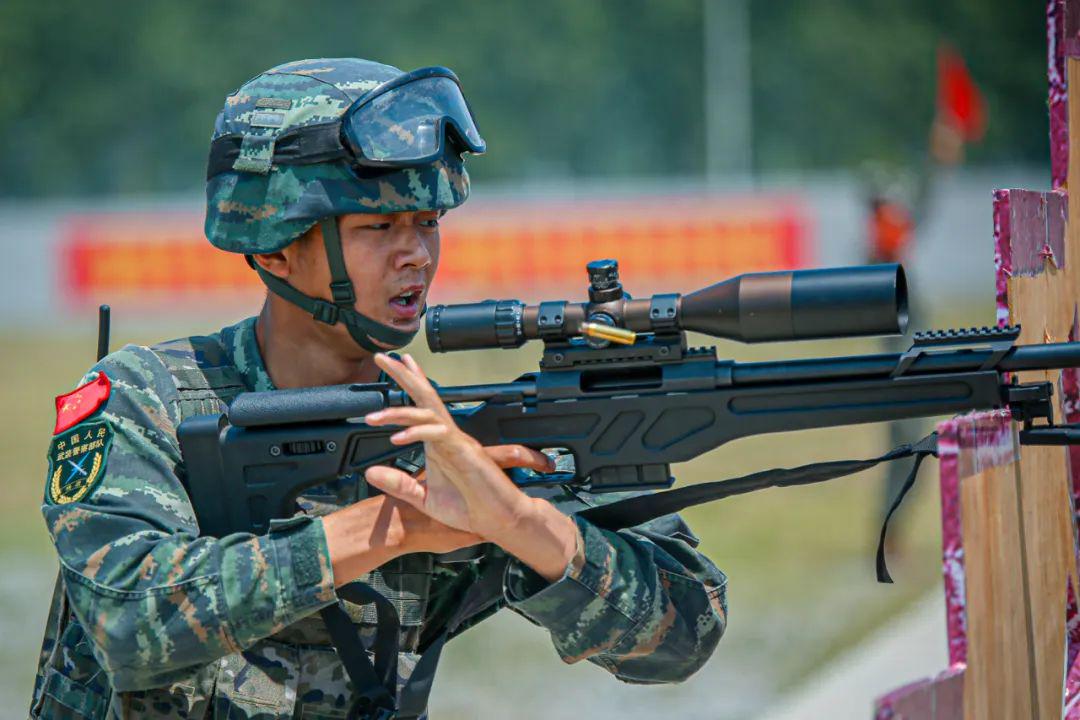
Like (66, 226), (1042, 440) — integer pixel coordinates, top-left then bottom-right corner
(327, 438), (548, 565)
(364, 353), (580, 582)
(391, 445), (552, 557)
(363, 353), (543, 539)
(389, 498), (483, 555)
(324, 493), (482, 585)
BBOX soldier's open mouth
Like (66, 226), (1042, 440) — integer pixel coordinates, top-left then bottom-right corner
(388, 288), (423, 319)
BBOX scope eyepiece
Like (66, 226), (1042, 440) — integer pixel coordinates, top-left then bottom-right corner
(426, 299), (526, 353)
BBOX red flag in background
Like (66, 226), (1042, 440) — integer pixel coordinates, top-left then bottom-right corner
(936, 43), (986, 142)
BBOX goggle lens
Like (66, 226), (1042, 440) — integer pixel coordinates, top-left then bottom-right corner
(344, 75), (485, 165)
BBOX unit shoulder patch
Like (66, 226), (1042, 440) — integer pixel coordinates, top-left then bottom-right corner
(46, 420), (113, 505)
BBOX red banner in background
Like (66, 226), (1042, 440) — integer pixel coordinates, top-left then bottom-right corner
(61, 212), (260, 306)
(59, 194), (813, 309)
(434, 195), (811, 300)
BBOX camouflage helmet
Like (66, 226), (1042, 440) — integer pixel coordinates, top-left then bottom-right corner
(205, 58), (472, 254)
(204, 58), (483, 352)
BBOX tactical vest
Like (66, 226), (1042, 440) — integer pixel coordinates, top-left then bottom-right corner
(153, 334), (471, 720)
(31, 330), (760, 719)
(31, 335), (489, 720)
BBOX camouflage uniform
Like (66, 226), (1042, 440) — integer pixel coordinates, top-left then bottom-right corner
(30, 58), (728, 719)
(31, 318), (727, 718)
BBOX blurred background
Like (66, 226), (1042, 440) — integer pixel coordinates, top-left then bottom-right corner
(0, 1), (1052, 718)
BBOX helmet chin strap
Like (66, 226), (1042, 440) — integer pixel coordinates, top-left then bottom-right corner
(250, 217), (419, 353)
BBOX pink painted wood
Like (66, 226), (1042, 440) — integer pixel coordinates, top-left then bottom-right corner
(873, 412), (1016, 719)
(993, 188), (1067, 329)
(873, 668), (964, 720)
(1051, 0), (1068, 189)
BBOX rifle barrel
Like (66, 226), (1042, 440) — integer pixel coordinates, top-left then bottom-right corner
(729, 342), (1080, 386)
(1003, 342), (1080, 371)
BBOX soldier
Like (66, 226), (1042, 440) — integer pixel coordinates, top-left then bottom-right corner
(30, 58), (727, 719)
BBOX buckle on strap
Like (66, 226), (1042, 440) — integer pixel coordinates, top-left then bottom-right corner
(350, 696), (396, 720)
(330, 280), (356, 305)
(313, 300), (340, 325)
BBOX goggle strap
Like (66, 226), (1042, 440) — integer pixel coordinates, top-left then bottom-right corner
(207, 72), (484, 179)
(207, 124), (351, 179)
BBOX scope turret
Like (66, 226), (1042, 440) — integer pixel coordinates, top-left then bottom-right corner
(426, 260), (908, 353)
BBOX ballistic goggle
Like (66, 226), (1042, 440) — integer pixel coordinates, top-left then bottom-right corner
(207, 66), (485, 178)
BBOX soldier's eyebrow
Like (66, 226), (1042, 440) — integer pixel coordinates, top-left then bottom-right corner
(345, 215), (396, 229)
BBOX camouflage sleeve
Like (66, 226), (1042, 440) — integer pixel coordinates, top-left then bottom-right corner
(504, 488), (727, 684)
(40, 346), (337, 692)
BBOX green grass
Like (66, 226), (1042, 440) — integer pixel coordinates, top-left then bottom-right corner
(1, 323), (948, 712)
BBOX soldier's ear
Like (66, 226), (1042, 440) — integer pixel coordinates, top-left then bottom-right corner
(249, 250), (291, 280)
(250, 222), (321, 280)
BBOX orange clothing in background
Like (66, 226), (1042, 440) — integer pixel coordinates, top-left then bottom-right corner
(868, 201), (914, 264)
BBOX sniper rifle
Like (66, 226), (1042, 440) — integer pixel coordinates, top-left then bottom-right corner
(177, 260), (1080, 539)
(174, 259), (1080, 719)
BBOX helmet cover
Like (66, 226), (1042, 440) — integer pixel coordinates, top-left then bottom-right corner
(205, 58), (471, 254)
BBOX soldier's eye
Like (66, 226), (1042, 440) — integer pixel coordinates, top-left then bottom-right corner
(363, 222), (392, 231)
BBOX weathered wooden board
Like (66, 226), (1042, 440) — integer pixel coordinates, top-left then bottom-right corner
(956, 421), (1035, 719)
(997, 184), (1076, 720)
(874, 4), (1080, 716)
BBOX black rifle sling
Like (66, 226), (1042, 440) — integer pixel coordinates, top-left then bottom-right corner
(339, 582), (402, 686)
(875, 446), (935, 583)
(320, 581), (401, 719)
(578, 432), (939, 583)
(389, 433), (939, 719)
(395, 557), (510, 719)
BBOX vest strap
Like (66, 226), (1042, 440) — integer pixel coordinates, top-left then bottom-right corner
(322, 579), (406, 719)
(396, 556), (510, 719)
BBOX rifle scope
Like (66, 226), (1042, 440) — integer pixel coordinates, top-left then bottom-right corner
(426, 260), (908, 352)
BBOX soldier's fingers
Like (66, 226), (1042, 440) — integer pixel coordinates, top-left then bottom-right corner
(388, 424), (450, 445)
(401, 353), (429, 381)
(374, 354), (444, 411)
(365, 465), (427, 508)
(401, 354), (446, 410)
(372, 352), (422, 393)
(484, 445), (554, 472)
(364, 407), (441, 427)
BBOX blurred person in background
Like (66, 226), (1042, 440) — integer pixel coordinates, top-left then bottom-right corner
(865, 189), (915, 268)
(870, 42), (986, 563)
(28, 58), (727, 720)
(862, 169), (925, 559)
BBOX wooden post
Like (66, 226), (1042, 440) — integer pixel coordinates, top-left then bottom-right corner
(875, 2), (1080, 718)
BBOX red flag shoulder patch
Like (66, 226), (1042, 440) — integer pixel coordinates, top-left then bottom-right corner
(54, 373), (111, 435)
